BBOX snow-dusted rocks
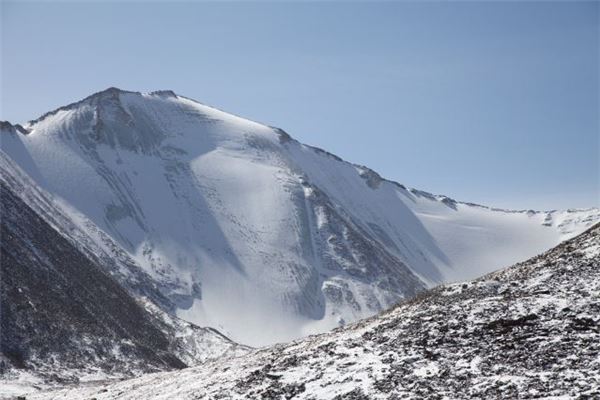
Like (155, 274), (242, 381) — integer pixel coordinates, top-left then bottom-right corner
(31, 223), (600, 399)
(1, 88), (598, 346)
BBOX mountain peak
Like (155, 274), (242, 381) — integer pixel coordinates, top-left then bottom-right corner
(85, 87), (141, 102)
(27, 87), (131, 126)
(0, 120), (30, 135)
(149, 89), (178, 98)
(87, 87), (179, 100)
(26, 87), (183, 126)
(94, 86), (130, 95)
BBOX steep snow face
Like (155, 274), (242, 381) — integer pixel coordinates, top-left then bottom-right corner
(29, 224), (600, 400)
(1, 88), (598, 346)
(0, 150), (247, 397)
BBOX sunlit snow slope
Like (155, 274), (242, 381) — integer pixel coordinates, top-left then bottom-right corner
(1, 88), (597, 346)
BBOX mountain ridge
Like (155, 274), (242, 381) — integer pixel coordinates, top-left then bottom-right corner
(2, 86), (594, 214)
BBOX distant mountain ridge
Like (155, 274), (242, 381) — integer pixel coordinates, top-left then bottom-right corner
(1, 87), (598, 347)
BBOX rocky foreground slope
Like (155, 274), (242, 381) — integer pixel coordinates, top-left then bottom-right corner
(31, 223), (600, 399)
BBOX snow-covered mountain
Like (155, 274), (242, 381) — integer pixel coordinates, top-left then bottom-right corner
(0, 150), (247, 397)
(28, 223), (600, 399)
(1, 87), (598, 346)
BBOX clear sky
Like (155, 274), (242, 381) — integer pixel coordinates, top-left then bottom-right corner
(1, 1), (598, 210)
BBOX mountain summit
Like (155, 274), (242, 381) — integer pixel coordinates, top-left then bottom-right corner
(1, 88), (598, 346)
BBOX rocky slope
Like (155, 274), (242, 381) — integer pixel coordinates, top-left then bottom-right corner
(32, 222), (600, 399)
(0, 151), (247, 398)
(2, 88), (597, 346)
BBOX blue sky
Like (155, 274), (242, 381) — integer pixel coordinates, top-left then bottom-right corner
(1, 1), (598, 210)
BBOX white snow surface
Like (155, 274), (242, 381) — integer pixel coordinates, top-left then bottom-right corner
(1, 88), (598, 346)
